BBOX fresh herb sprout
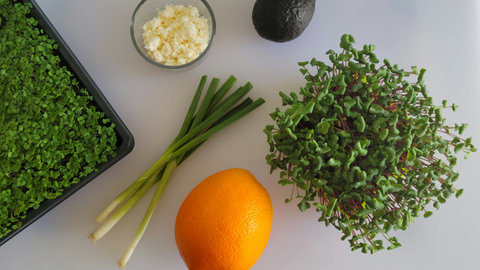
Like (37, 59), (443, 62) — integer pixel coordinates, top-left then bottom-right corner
(89, 75), (265, 268)
(0, 0), (117, 239)
(265, 34), (476, 254)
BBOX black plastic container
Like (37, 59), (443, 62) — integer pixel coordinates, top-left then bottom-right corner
(0, 0), (135, 247)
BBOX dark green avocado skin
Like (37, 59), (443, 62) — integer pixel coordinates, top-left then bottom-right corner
(252, 0), (315, 43)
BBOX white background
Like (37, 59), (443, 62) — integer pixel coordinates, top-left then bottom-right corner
(1, 0), (480, 269)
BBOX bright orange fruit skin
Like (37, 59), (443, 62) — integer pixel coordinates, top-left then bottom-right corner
(175, 168), (273, 270)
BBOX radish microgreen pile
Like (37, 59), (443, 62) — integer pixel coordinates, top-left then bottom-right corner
(89, 75), (264, 268)
(265, 34), (476, 254)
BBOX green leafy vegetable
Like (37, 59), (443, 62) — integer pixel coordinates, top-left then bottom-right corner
(265, 34), (475, 254)
(0, 0), (117, 239)
(89, 75), (264, 268)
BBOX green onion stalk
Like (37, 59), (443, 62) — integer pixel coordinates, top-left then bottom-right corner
(88, 75), (265, 268)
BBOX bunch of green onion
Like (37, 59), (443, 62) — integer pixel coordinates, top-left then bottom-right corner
(88, 75), (265, 268)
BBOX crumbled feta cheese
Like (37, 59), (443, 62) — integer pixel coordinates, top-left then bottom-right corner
(142, 4), (209, 66)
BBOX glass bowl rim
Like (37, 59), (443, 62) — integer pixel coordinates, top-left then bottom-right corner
(130, 0), (216, 70)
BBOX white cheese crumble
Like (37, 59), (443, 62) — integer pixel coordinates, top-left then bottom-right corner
(142, 4), (209, 66)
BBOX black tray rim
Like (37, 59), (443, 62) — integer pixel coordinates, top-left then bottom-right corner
(0, 0), (135, 247)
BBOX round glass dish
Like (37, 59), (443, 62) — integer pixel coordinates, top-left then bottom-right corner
(130, 0), (216, 71)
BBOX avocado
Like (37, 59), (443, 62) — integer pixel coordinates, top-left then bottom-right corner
(252, 0), (315, 43)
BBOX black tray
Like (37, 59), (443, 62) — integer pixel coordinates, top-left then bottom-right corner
(0, 0), (135, 247)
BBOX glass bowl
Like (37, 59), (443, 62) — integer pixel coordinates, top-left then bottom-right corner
(130, 0), (216, 71)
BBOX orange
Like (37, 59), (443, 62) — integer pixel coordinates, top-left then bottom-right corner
(175, 168), (273, 270)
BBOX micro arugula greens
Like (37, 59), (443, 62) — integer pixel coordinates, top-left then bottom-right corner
(89, 75), (265, 268)
(265, 34), (476, 254)
(0, 0), (117, 238)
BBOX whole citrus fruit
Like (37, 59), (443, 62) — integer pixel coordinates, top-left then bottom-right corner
(175, 168), (273, 270)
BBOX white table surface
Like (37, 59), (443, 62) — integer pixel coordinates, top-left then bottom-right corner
(1, 0), (480, 269)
